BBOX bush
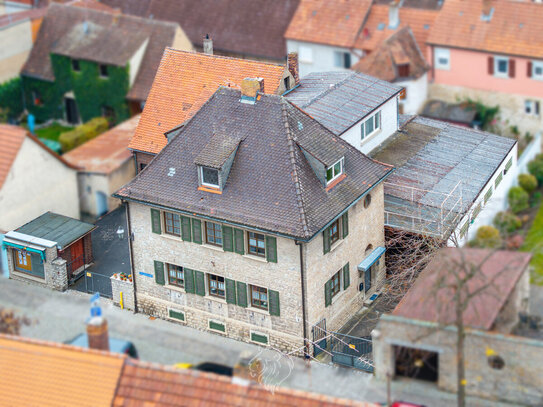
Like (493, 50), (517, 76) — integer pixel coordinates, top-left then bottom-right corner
(58, 117), (108, 152)
(518, 173), (538, 194)
(528, 159), (543, 185)
(493, 211), (522, 234)
(473, 226), (501, 248)
(508, 186), (530, 213)
(0, 77), (24, 121)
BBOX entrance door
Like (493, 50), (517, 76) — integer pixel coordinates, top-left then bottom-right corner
(70, 239), (84, 272)
(96, 191), (108, 217)
(65, 97), (80, 125)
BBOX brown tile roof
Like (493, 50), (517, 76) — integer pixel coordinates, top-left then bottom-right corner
(21, 3), (179, 102)
(101, 0), (300, 60)
(285, 0), (373, 48)
(63, 115), (139, 174)
(66, 0), (119, 13)
(128, 48), (287, 155)
(427, 0), (543, 59)
(0, 7), (46, 29)
(0, 334), (125, 407)
(393, 248), (532, 330)
(352, 27), (429, 82)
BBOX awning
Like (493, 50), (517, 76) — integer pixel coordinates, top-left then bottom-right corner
(358, 246), (386, 272)
(2, 241), (46, 261)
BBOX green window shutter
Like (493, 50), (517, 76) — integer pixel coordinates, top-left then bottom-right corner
(192, 219), (202, 244)
(343, 263), (350, 289)
(265, 236), (277, 263)
(151, 208), (161, 234)
(184, 269), (195, 293)
(269, 290), (280, 316)
(181, 216), (192, 242)
(460, 221), (469, 238)
(324, 280), (332, 307)
(194, 270), (205, 296)
(222, 226), (234, 252)
(323, 227), (331, 254)
(251, 332), (269, 344)
(505, 157), (513, 171)
(236, 281), (248, 307)
(169, 309), (185, 321)
(154, 261), (165, 285)
(495, 173), (503, 188)
(225, 278), (237, 304)
(484, 187), (493, 204)
(209, 320), (226, 332)
(234, 229), (245, 255)
(342, 212), (349, 238)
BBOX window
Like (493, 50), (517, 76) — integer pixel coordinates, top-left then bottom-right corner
(250, 285), (268, 310)
(208, 274), (225, 298)
(532, 61), (543, 79)
(361, 111), (381, 140)
(434, 47), (450, 70)
(167, 263), (184, 287)
(164, 212), (180, 236)
(328, 219), (340, 245)
(13, 250), (32, 272)
(139, 163), (147, 172)
(72, 59), (80, 72)
(284, 76), (290, 91)
(334, 51), (352, 69)
(494, 56), (509, 77)
(200, 166), (219, 188)
(397, 64), (410, 78)
(525, 100), (540, 116)
(32, 90), (42, 106)
(325, 157), (344, 184)
(205, 222), (222, 246)
(299, 46), (313, 63)
(102, 105), (115, 120)
(329, 270), (341, 299)
(99, 64), (108, 78)
(247, 232), (265, 257)
(364, 193), (372, 209)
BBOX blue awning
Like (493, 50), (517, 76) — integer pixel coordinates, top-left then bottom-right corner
(358, 246), (386, 272)
(2, 241), (46, 261)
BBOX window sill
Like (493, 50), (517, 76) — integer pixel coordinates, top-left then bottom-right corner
(160, 233), (183, 243)
(203, 243), (224, 253)
(242, 254), (268, 263)
(330, 238), (345, 253)
(361, 128), (382, 146)
(207, 296), (228, 305)
(493, 73), (510, 79)
(11, 270), (45, 283)
(167, 284), (186, 294)
(249, 307), (270, 317)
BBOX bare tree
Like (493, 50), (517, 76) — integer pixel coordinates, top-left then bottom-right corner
(0, 307), (30, 335)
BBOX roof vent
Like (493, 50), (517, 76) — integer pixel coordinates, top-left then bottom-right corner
(240, 78), (264, 104)
(481, 0), (494, 21)
(388, 0), (401, 29)
(83, 21), (89, 34)
(168, 168), (176, 177)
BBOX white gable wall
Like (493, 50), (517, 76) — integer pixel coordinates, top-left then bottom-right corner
(397, 73), (428, 115)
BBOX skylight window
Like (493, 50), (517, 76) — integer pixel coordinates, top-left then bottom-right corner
(200, 166), (219, 188)
(326, 158), (344, 184)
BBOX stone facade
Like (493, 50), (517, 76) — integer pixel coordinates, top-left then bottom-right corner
(111, 276), (135, 311)
(133, 151), (155, 173)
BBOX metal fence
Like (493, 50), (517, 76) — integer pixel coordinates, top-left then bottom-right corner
(329, 332), (373, 373)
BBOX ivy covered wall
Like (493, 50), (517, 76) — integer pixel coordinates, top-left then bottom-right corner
(22, 54), (130, 124)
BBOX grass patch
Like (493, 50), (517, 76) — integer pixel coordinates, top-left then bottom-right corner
(35, 122), (73, 141)
(521, 200), (543, 285)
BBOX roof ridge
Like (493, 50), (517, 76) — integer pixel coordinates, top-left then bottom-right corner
(301, 72), (355, 108)
(164, 46), (286, 68)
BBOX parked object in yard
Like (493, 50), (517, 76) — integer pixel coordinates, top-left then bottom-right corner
(175, 362), (233, 377)
(66, 333), (138, 358)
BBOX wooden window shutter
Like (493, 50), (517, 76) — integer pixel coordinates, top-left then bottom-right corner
(222, 226), (234, 252)
(181, 216), (192, 242)
(342, 212), (349, 238)
(509, 59), (516, 78)
(225, 278), (237, 304)
(153, 260), (165, 285)
(194, 270), (205, 296)
(236, 281), (248, 307)
(323, 227), (331, 254)
(265, 236), (277, 263)
(150, 208), (161, 234)
(269, 290), (280, 316)
(324, 280), (332, 307)
(528, 61), (533, 78)
(192, 219), (202, 244)
(488, 56), (494, 75)
(343, 263), (350, 289)
(184, 269), (195, 293)
(234, 229), (245, 255)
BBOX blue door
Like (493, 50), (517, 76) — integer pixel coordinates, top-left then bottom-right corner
(96, 191), (108, 217)
(0, 234), (8, 277)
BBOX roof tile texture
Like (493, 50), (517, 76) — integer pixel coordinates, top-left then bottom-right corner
(0, 124), (27, 190)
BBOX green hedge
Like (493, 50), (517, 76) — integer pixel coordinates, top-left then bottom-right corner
(59, 117), (109, 152)
(0, 77), (24, 121)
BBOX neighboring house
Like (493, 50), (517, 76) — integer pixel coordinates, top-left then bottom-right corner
(352, 27), (430, 114)
(373, 248), (540, 406)
(129, 47), (298, 171)
(20, 2), (192, 125)
(427, 0), (543, 135)
(3, 212), (95, 290)
(64, 115), (139, 219)
(0, 7), (44, 84)
(0, 0), (37, 15)
(115, 83), (394, 352)
(100, 0), (300, 63)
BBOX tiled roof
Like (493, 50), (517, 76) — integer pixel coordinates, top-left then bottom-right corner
(352, 27), (429, 82)
(100, 0), (300, 60)
(21, 3), (179, 102)
(427, 0), (543, 59)
(128, 48), (287, 155)
(286, 72), (402, 136)
(63, 115), (139, 174)
(393, 248), (532, 330)
(0, 7), (46, 29)
(0, 334), (125, 407)
(285, 0), (373, 48)
(117, 88), (392, 240)
(66, 0), (119, 13)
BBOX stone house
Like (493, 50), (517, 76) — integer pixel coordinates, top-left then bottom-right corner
(115, 83), (394, 352)
(20, 2), (192, 124)
(373, 248), (539, 406)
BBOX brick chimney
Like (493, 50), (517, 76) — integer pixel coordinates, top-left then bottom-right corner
(203, 34), (213, 55)
(482, 0), (494, 19)
(240, 78), (264, 103)
(388, 0), (400, 29)
(287, 52), (300, 85)
(87, 316), (110, 352)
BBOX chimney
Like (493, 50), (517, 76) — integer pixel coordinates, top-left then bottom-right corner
(482, 0), (494, 19)
(388, 0), (400, 29)
(287, 52), (300, 85)
(203, 34), (213, 55)
(240, 78), (264, 104)
(87, 316), (110, 352)
(232, 351), (263, 385)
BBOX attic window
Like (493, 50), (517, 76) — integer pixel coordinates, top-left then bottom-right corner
(99, 64), (109, 78)
(326, 158), (344, 184)
(200, 166), (219, 188)
(72, 59), (80, 72)
(398, 64), (410, 78)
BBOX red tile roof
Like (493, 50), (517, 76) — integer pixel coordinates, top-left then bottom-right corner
(393, 248), (532, 330)
(66, 0), (119, 13)
(128, 48), (287, 154)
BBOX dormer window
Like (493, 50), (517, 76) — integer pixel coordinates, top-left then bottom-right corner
(200, 166), (219, 188)
(326, 158), (344, 184)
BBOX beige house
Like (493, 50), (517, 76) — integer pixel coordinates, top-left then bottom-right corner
(115, 84), (394, 353)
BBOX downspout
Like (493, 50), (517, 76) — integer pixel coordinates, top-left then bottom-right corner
(123, 200), (138, 312)
(295, 240), (310, 358)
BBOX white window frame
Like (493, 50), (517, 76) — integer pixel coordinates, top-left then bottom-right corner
(299, 46), (313, 63)
(334, 51), (351, 69)
(532, 61), (543, 80)
(167, 307), (186, 323)
(494, 56), (509, 78)
(434, 47), (450, 70)
(525, 100), (540, 116)
(361, 111), (381, 140)
(325, 157), (344, 185)
(200, 166), (220, 188)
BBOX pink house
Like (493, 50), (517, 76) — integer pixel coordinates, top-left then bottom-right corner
(427, 0), (543, 134)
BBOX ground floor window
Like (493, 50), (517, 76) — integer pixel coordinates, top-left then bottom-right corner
(12, 250), (44, 279)
(14, 250), (32, 272)
(394, 346), (439, 382)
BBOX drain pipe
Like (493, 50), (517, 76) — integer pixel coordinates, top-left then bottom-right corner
(123, 200), (138, 312)
(295, 240), (310, 358)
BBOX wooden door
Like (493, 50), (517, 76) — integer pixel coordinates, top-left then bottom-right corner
(70, 239), (84, 271)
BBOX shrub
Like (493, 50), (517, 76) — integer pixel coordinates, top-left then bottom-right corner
(531, 191), (542, 207)
(493, 211), (522, 234)
(508, 186), (529, 213)
(474, 226), (501, 248)
(518, 173), (538, 194)
(506, 235), (524, 250)
(528, 159), (543, 185)
(58, 117), (108, 152)
(0, 77), (24, 121)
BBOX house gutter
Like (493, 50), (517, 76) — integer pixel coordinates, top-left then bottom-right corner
(295, 240), (309, 358)
(123, 200), (138, 312)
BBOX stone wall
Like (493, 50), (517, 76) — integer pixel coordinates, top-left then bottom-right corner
(111, 276), (135, 311)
